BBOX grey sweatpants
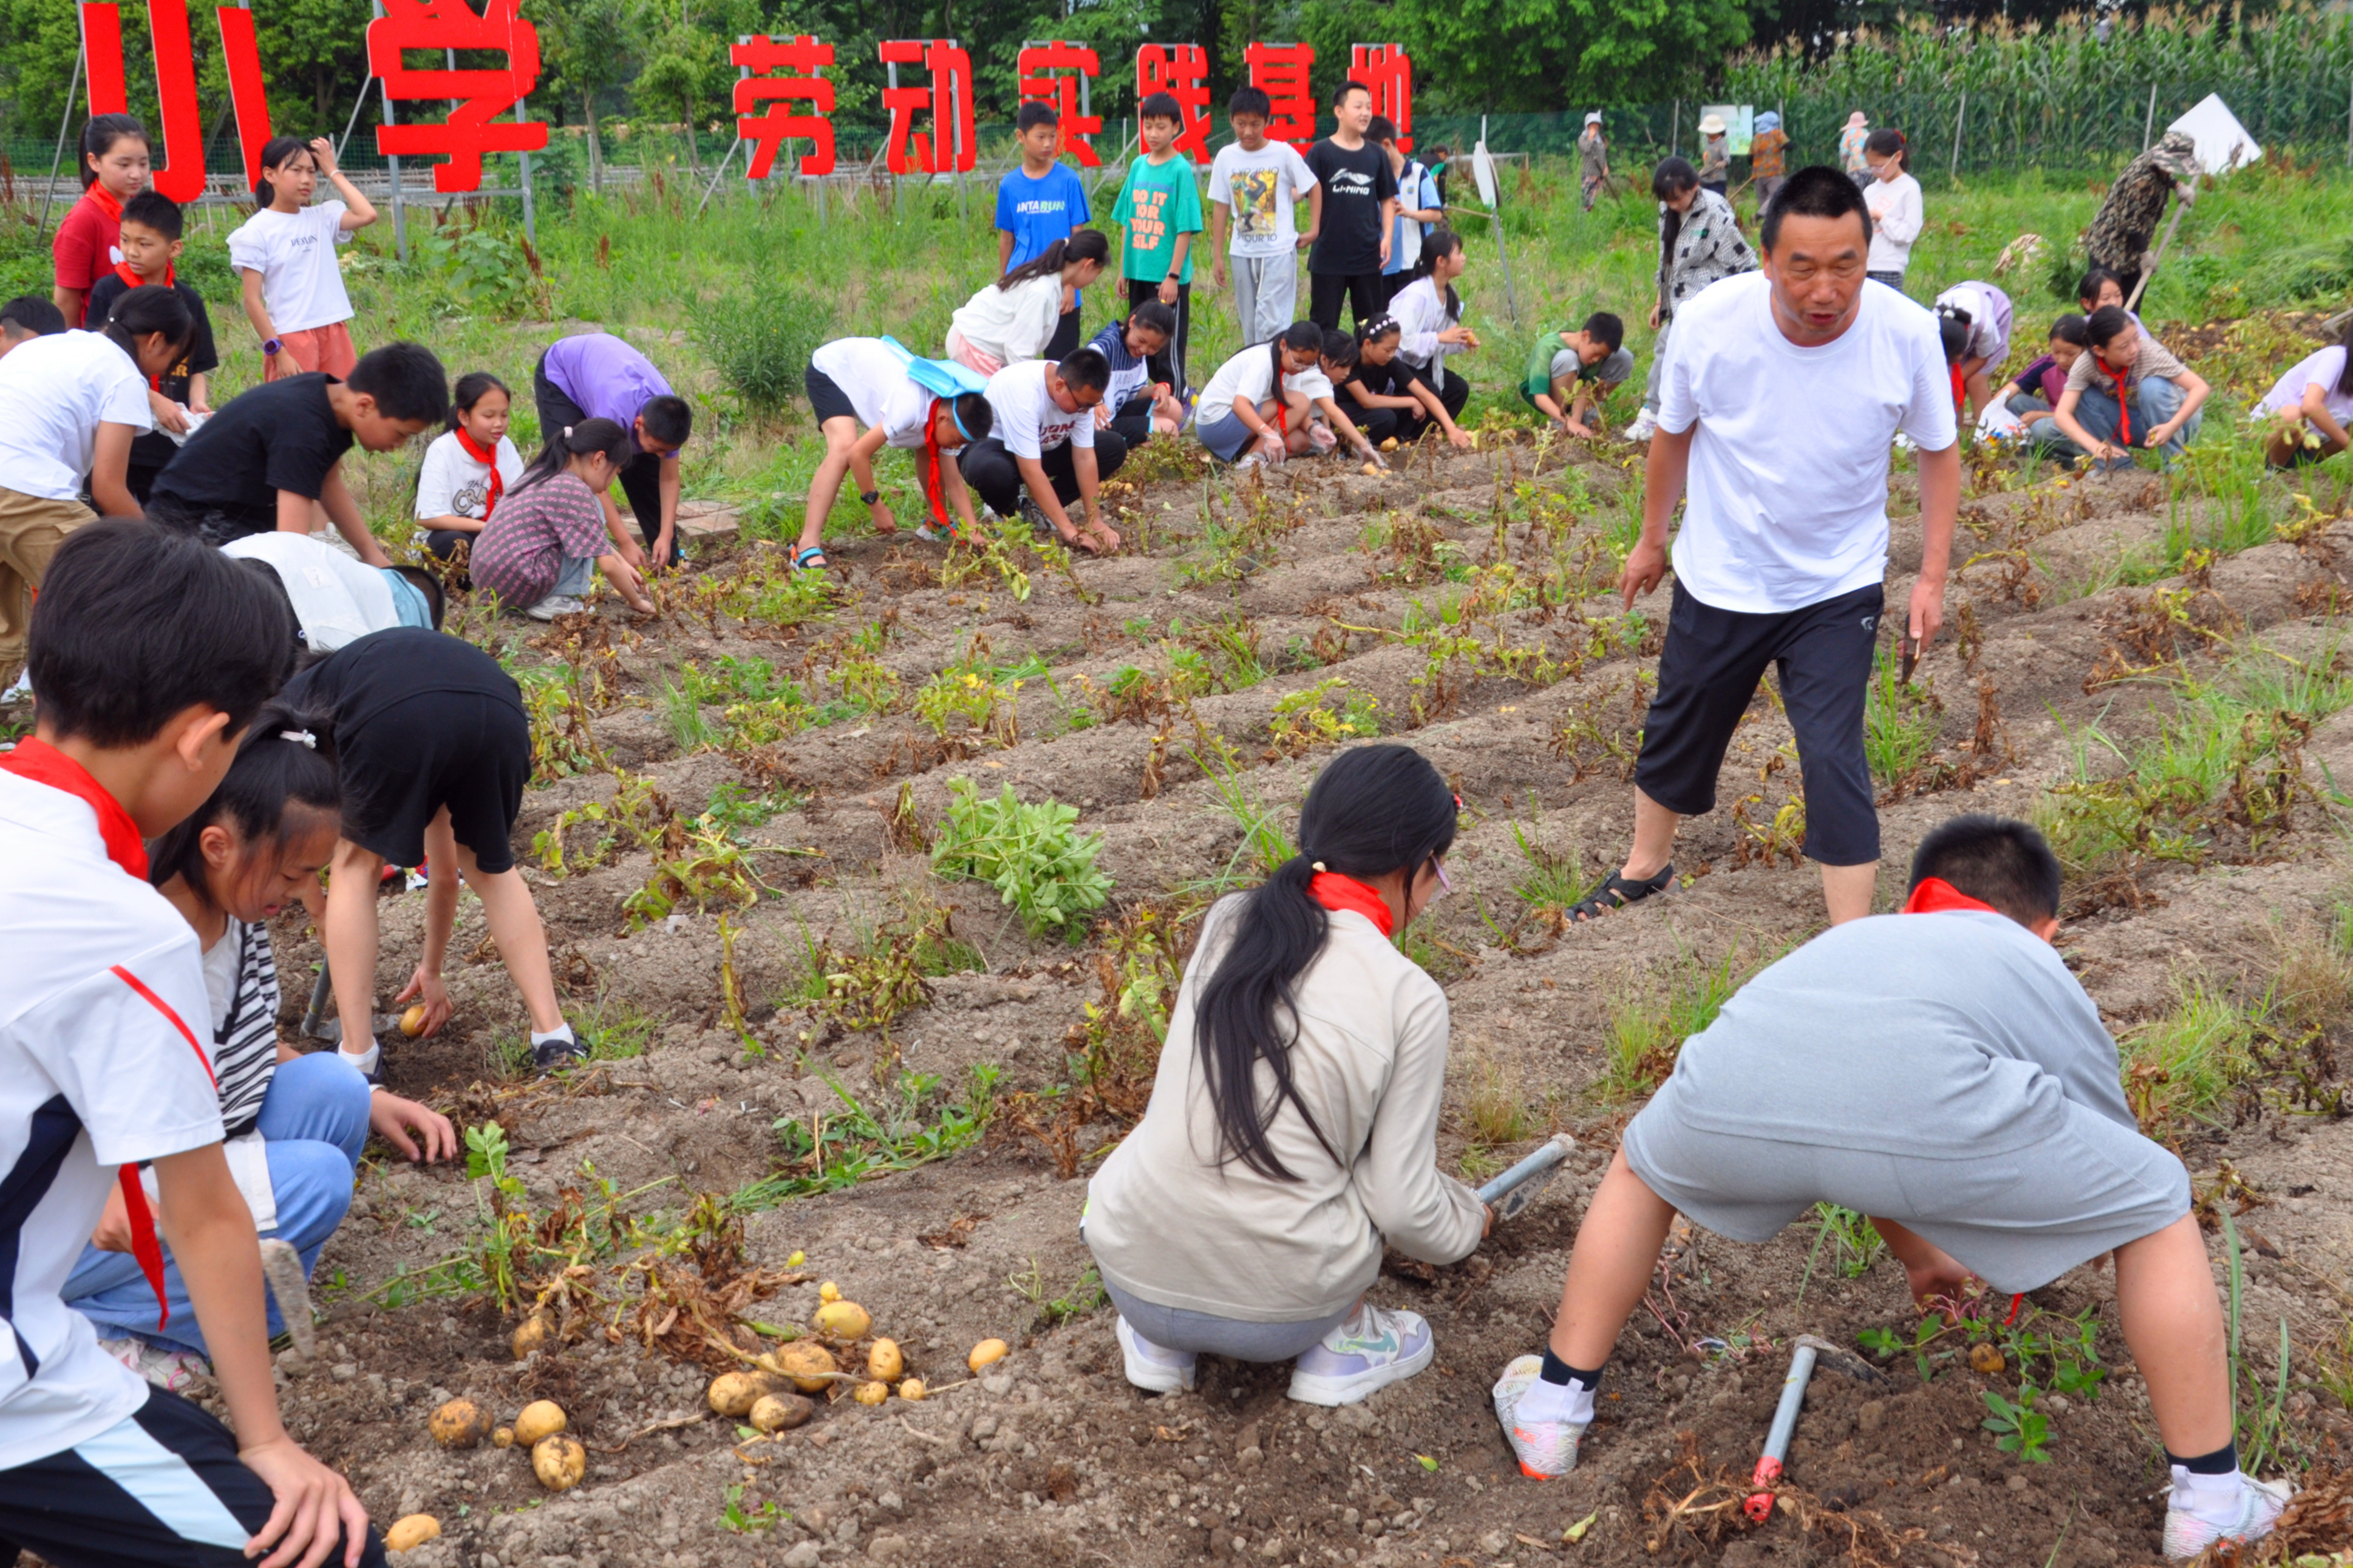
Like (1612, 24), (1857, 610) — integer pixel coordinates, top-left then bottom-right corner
(1642, 317), (1671, 412)
(1103, 1278), (1351, 1362)
(1231, 252), (1299, 347)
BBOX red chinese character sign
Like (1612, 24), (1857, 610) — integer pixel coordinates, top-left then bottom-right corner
(80, 0), (275, 200)
(1134, 44), (1211, 164)
(1016, 41), (1101, 166)
(733, 35), (835, 178)
(366, 0), (547, 194)
(1351, 44), (1411, 152)
(1243, 42), (1316, 152)
(880, 39), (975, 175)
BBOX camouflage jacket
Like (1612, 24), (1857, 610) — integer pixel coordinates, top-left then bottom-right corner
(2085, 131), (2200, 273)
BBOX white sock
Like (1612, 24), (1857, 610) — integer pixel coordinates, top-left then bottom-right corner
(1514, 1373), (1596, 1426)
(531, 1023), (576, 1049)
(338, 1041), (380, 1076)
(2170, 1465), (2249, 1526)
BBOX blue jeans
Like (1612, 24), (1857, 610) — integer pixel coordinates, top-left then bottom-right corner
(2068, 374), (2203, 469)
(553, 554), (593, 597)
(64, 1053), (371, 1356)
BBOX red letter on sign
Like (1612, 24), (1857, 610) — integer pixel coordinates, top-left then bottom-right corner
(1243, 42), (1316, 154)
(733, 35), (835, 178)
(217, 5), (276, 192)
(1350, 45), (1412, 153)
(1134, 44), (1211, 164)
(80, 0), (248, 203)
(367, 0), (548, 194)
(1016, 41), (1100, 167)
(879, 38), (975, 175)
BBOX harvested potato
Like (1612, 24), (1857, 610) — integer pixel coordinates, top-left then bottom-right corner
(709, 1370), (790, 1416)
(532, 1433), (586, 1492)
(1361, 462), (1380, 475)
(853, 1379), (889, 1406)
(967, 1338), (1009, 1373)
(511, 1313), (553, 1361)
(428, 1398), (492, 1449)
(493, 1427), (514, 1449)
(749, 1391), (814, 1433)
(786, 1249), (805, 1267)
(818, 1280), (841, 1304)
(768, 1340), (838, 1393)
(399, 1005), (427, 1039)
(513, 1399), (567, 1447)
(898, 1378), (927, 1402)
(1969, 1342), (2006, 1375)
(867, 1338), (904, 1382)
(384, 1514), (441, 1553)
(1380, 437), (1399, 452)
(813, 1300), (871, 1342)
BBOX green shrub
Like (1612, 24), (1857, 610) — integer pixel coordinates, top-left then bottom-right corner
(931, 781), (1112, 937)
(690, 285), (833, 412)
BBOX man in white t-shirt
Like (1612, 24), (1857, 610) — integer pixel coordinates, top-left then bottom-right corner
(1208, 86), (1322, 348)
(0, 518), (381, 1566)
(959, 350), (1126, 556)
(1575, 165), (1960, 928)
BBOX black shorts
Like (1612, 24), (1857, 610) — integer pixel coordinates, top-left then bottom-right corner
(1632, 580), (1885, 866)
(340, 690), (531, 873)
(805, 366), (859, 426)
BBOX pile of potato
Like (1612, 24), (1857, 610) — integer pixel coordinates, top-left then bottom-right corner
(429, 1395), (585, 1492)
(705, 1281), (1011, 1430)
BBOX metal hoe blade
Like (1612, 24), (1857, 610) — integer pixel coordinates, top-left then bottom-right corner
(258, 1238), (318, 1360)
(1475, 1134), (1577, 1223)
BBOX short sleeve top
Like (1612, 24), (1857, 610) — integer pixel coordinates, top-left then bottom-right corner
(469, 470), (616, 608)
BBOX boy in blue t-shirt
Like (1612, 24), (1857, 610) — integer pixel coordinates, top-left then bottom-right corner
(995, 103), (1092, 359)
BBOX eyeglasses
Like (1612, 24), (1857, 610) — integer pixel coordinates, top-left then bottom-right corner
(1425, 857), (1452, 906)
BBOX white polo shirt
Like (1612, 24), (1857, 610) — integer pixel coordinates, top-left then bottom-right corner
(809, 339), (936, 450)
(0, 766), (222, 1468)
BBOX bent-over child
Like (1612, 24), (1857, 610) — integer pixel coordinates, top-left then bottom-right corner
(84, 191), (217, 501)
(1341, 316), (1448, 448)
(1280, 331), (1384, 464)
(960, 351), (1125, 555)
(799, 337), (995, 567)
(0, 294), (65, 359)
(415, 372), (524, 567)
(1933, 279), (2013, 423)
(470, 419), (653, 618)
(1491, 815), (2289, 1561)
(2256, 317), (2353, 469)
(224, 531), (443, 651)
(948, 231), (1111, 377)
(534, 332), (693, 569)
(1518, 312), (1630, 438)
(1087, 305), (1186, 450)
(230, 137), (376, 380)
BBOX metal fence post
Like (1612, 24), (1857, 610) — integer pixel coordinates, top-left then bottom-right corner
(36, 44), (84, 244)
(1950, 90), (1965, 180)
(2144, 84), (2157, 151)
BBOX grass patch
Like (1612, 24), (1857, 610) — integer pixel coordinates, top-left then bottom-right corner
(1864, 643), (1941, 789)
(1593, 945), (1757, 1105)
(2122, 979), (2262, 1144)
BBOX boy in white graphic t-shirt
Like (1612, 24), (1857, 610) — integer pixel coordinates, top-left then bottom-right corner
(1209, 87), (1321, 347)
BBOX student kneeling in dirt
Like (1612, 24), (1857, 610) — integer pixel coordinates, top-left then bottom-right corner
(958, 348), (1125, 555)
(1084, 745), (1490, 1407)
(1491, 814), (2290, 1560)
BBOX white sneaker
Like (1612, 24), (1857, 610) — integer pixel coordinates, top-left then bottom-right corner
(1114, 1315), (1196, 1394)
(1, 670), (29, 704)
(1287, 1303), (1432, 1406)
(526, 594), (587, 621)
(97, 1334), (212, 1394)
(1619, 409), (1658, 444)
(2162, 1473), (2292, 1561)
(1491, 1354), (1589, 1479)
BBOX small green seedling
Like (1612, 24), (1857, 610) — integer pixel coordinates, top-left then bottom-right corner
(1982, 1383), (2051, 1463)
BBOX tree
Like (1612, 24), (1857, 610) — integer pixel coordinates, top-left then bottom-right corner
(538, 0), (633, 191)
(1394, 0), (1751, 109)
(631, 0), (728, 174)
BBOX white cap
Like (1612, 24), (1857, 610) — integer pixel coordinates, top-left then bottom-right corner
(1584, 110), (1602, 125)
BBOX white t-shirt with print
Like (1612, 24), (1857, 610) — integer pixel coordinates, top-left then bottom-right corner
(1197, 345), (1282, 423)
(226, 201), (355, 334)
(1657, 271), (1956, 614)
(0, 331), (154, 502)
(414, 428), (525, 523)
(0, 770), (223, 1470)
(809, 339), (936, 449)
(1208, 142), (1318, 257)
(982, 360), (1095, 460)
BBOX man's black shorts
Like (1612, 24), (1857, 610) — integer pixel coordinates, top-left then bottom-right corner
(1632, 580), (1885, 866)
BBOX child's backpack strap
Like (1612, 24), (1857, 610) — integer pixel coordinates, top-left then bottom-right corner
(880, 336), (990, 401)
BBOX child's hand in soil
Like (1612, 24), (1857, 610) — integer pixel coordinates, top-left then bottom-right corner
(236, 1433), (372, 1568)
(1901, 1247), (1975, 1312)
(368, 1091), (458, 1163)
(869, 497), (899, 534)
(1446, 427), (1474, 450)
(393, 968), (451, 1036)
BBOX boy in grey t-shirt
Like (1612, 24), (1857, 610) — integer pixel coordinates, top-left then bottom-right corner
(1491, 815), (2290, 1561)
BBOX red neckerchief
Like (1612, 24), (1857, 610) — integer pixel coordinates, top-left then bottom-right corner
(0, 738), (186, 1325)
(919, 398), (955, 537)
(112, 259), (171, 291)
(453, 426), (505, 521)
(2099, 350), (2134, 445)
(1902, 877), (1997, 915)
(81, 183), (125, 225)
(1950, 364), (1967, 414)
(1309, 871), (1394, 937)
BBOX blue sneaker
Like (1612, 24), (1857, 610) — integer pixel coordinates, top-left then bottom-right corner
(1287, 1303), (1432, 1406)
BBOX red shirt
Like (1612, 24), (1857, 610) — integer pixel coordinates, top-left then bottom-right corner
(52, 193), (124, 322)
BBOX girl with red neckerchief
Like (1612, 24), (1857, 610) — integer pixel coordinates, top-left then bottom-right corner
(52, 114), (151, 328)
(1082, 744), (1493, 1408)
(414, 372), (524, 571)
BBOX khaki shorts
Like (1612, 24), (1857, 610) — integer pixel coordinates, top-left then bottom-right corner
(0, 487), (97, 686)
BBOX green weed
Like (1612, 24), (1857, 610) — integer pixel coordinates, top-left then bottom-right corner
(1864, 643), (1942, 789)
(930, 781), (1112, 937)
(731, 1067), (998, 1212)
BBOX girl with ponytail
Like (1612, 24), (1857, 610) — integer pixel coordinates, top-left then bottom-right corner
(52, 114), (151, 327)
(471, 418), (653, 617)
(228, 137), (378, 381)
(1386, 228), (1479, 448)
(1084, 743), (1490, 1405)
(1862, 128), (1923, 291)
(0, 282), (187, 527)
(946, 229), (1111, 376)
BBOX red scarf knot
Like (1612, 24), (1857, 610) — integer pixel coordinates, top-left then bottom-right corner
(1902, 877), (1997, 916)
(453, 426), (505, 521)
(1309, 869), (1394, 937)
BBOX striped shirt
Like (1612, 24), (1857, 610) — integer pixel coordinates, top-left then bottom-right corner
(204, 918), (279, 1139)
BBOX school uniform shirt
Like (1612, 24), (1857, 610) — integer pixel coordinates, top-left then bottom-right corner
(1933, 280), (2012, 367)
(51, 191), (123, 313)
(220, 532), (403, 653)
(83, 274), (220, 475)
(982, 359), (1096, 461)
(225, 201), (355, 334)
(540, 334), (675, 458)
(995, 164), (1091, 307)
(2261, 345), (2353, 425)
(0, 331), (154, 501)
(149, 373), (353, 540)
(471, 471), (613, 608)
(1658, 188), (1753, 317)
(0, 762), (223, 1470)
(949, 276), (1067, 368)
(1209, 141), (1317, 257)
(414, 427), (525, 523)
(1083, 895), (1486, 1324)
(2062, 328), (2189, 397)
(1388, 276), (1460, 381)
(1085, 322), (1153, 413)
(203, 918), (278, 1141)
(2010, 353), (2069, 406)
(1196, 345), (1283, 423)
(1302, 139), (1397, 276)
(1114, 156), (1204, 287)
(1864, 172), (1924, 274)
(807, 339), (936, 447)
(1656, 270), (1954, 614)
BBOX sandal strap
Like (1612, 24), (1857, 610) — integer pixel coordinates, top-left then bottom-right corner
(1568, 865), (1674, 921)
(794, 546), (828, 568)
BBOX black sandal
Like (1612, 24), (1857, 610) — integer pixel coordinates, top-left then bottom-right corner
(1568, 864), (1675, 923)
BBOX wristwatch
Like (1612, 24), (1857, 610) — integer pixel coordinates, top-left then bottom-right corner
(262, 337), (283, 357)
(859, 489), (880, 506)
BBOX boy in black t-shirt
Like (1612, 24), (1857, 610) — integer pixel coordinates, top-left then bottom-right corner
(84, 191), (220, 505)
(147, 342), (446, 566)
(1303, 81), (1397, 333)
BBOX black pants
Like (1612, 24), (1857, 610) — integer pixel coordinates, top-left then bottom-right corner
(1309, 271), (1385, 332)
(1109, 393), (1156, 450)
(0, 1386), (385, 1567)
(1348, 399), (1432, 447)
(1045, 307), (1083, 360)
(958, 432), (1128, 518)
(1125, 277), (1192, 396)
(1632, 580), (1885, 866)
(533, 352), (675, 566)
(1403, 362), (1471, 423)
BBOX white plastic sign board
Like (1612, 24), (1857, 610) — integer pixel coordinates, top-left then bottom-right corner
(1700, 104), (1755, 155)
(2167, 93), (2262, 175)
(1472, 140), (1499, 208)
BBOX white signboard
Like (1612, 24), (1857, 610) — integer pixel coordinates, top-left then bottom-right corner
(2167, 93), (2262, 175)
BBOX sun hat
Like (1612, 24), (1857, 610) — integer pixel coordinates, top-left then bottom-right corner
(1697, 112), (1728, 135)
(1754, 110), (1781, 134)
(1584, 111), (1603, 126)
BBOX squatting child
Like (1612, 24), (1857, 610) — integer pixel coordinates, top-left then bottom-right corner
(469, 419), (655, 619)
(85, 191), (220, 504)
(959, 350), (1125, 554)
(415, 372), (525, 568)
(1518, 311), (1631, 438)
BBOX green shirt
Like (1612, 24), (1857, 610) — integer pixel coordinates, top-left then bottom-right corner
(1519, 325), (1636, 406)
(1113, 155), (1205, 286)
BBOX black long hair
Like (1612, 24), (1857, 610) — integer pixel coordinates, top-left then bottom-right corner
(2335, 315), (2353, 398)
(253, 135), (313, 208)
(147, 700), (341, 900)
(100, 285), (194, 370)
(1653, 157), (1700, 273)
(1193, 744), (1458, 1181)
(80, 114), (147, 189)
(1409, 228), (1464, 323)
(997, 228), (1109, 291)
(1865, 126), (1912, 174)
(449, 370), (510, 432)
(1266, 319), (1323, 395)
(511, 416), (630, 498)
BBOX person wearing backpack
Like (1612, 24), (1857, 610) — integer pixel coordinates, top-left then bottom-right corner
(797, 338), (995, 568)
